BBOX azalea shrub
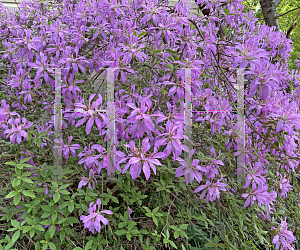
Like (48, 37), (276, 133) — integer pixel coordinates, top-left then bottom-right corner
(0, 0), (300, 249)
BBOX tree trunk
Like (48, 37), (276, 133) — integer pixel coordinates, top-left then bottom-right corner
(260, 0), (282, 32)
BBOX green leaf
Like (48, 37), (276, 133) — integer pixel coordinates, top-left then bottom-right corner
(152, 216), (158, 227)
(52, 182), (58, 190)
(179, 224), (188, 230)
(118, 222), (126, 228)
(5, 161), (17, 166)
(140, 229), (149, 234)
(174, 231), (180, 239)
(204, 242), (215, 247)
(143, 206), (151, 213)
(56, 218), (66, 224)
(21, 226), (32, 233)
(20, 157), (32, 164)
(111, 196), (119, 203)
(21, 190), (36, 198)
(165, 64), (173, 70)
(259, 230), (268, 235)
(13, 193), (21, 205)
(35, 225), (45, 231)
(11, 230), (20, 243)
(11, 220), (19, 228)
(126, 232), (131, 241)
(41, 205), (53, 212)
(68, 202), (74, 213)
(26, 217), (34, 225)
(67, 217), (79, 227)
(34, 241), (41, 250)
(49, 224), (55, 238)
(53, 192), (60, 203)
(85, 240), (94, 250)
(169, 240), (177, 249)
(60, 201), (69, 209)
(128, 222), (135, 231)
(60, 230), (65, 243)
(48, 242), (56, 250)
(5, 191), (18, 199)
(258, 234), (264, 244)
(138, 31), (148, 38)
(21, 164), (33, 168)
(21, 177), (33, 184)
(52, 212), (57, 222)
(59, 190), (70, 195)
(180, 231), (188, 239)
(59, 183), (71, 189)
(152, 207), (159, 214)
(115, 230), (127, 235)
(73, 248), (83, 250)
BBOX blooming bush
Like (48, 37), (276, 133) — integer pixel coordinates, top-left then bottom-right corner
(0, 0), (299, 249)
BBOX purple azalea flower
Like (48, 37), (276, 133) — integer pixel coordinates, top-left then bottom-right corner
(80, 199), (113, 234)
(126, 102), (155, 138)
(78, 168), (99, 190)
(117, 35), (148, 64)
(203, 147), (225, 180)
(74, 94), (106, 135)
(244, 162), (267, 189)
(4, 117), (33, 144)
(194, 174), (227, 202)
(53, 136), (80, 159)
(272, 217), (295, 250)
(78, 143), (104, 171)
(122, 138), (165, 180)
(175, 149), (208, 185)
(274, 172), (293, 199)
(242, 184), (277, 208)
(155, 123), (185, 160)
(155, 101), (184, 129)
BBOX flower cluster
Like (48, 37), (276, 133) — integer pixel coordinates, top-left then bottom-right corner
(0, 0), (299, 246)
(80, 199), (113, 234)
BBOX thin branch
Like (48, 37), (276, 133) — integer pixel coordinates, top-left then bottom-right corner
(24, 233), (36, 246)
(278, 7), (299, 17)
(286, 23), (297, 39)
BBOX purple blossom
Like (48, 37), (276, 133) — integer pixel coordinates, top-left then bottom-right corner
(242, 184), (277, 208)
(274, 172), (293, 199)
(122, 138), (165, 180)
(272, 217), (295, 250)
(155, 101), (184, 128)
(74, 94), (106, 135)
(203, 147), (225, 180)
(155, 123), (185, 161)
(126, 102), (155, 138)
(244, 162), (267, 189)
(80, 199), (113, 234)
(4, 117), (33, 144)
(175, 149), (208, 185)
(78, 143), (104, 172)
(194, 174), (227, 202)
(78, 168), (99, 190)
(53, 136), (80, 159)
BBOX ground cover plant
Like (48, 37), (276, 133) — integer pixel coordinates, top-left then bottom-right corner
(0, 0), (300, 249)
